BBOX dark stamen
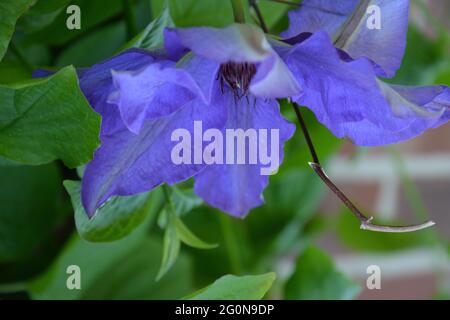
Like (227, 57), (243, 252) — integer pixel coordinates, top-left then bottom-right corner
(218, 62), (257, 99)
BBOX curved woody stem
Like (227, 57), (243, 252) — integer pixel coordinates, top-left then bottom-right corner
(291, 103), (435, 233)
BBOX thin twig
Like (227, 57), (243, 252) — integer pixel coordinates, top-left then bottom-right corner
(249, 0), (269, 33)
(291, 102), (435, 233)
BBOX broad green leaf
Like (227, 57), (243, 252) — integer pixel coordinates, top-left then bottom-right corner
(186, 273), (276, 300)
(122, 6), (174, 51)
(336, 210), (432, 252)
(0, 66), (101, 168)
(64, 181), (163, 242)
(0, 163), (68, 263)
(284, 247), (360, 300)
(0, 0), (36, 61)
(156, 216), (181, 280)
(175, 218), (218, 250)
(29, 231), (193, 299)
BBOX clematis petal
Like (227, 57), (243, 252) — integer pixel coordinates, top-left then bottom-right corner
(282, 0), (358, 39)
(281, 32), (403, 136)
(349, 83), (450, 146)
(109, 61), (207, 134)
(81, 95), (227, 217)
(164, 24), (272, 63)
(177, 54), (220, 104)
(78, 49), (159, 135)
(296, 81), (450, 146)
(194, 94), (295, 217)
(282, 0), (409, 77)
(250, 49), (301, 99)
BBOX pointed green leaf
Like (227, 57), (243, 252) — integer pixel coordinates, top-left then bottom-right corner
(0, 66), (101, 167)
(123, 6), (174, 51)
(186, 273), (276, 300)
(156, 217), (181, 280)
(175, 218), (218, 250)
(158, 186), (203, 227)
(171, 186), (203, 216)
(64, 181), (163, 242)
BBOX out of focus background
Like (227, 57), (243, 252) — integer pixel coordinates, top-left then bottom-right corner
(0, 0), (449, 300)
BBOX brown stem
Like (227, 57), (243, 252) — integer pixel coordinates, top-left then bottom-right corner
(291, 102), (435, 233)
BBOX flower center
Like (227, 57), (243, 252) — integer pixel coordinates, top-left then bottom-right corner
(218, 62), (257, 98)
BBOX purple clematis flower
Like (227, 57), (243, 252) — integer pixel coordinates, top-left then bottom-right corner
(80, 24), (300, 218)
(77, 0), (450, 219)
(280, 0), (450, 145)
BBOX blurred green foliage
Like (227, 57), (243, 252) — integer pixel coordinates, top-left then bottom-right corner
(0, 0), (449, 300)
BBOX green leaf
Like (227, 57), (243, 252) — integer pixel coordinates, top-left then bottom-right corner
(175, 218), (218, 250)
(56, 22), (127, 68)
(26, 0), (123, 46)
(186, 273), (276, 300)
(171, 186), (203, 216)
(165, 0), (234, 28)
(284, 247), (360, 300)
(17, 0), (71, 32)
(0, 59), (30, 84)
(0, 66), (101, 168)
(0, 163), (67, 263)
(64, 181), (163, 242)
(336, 210), (432, 252)
(0, 0), (36, 61)
(256, 0), (300, 32)
(150, 0), (294, 30)
(29, 231), (193, 299)
(158, 186), (203, 227)
(156, 216), (181, 281)
(122, 6), (174, 51)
